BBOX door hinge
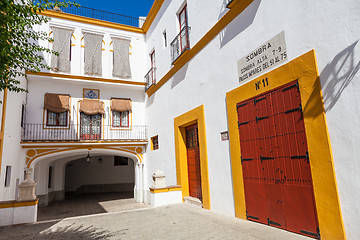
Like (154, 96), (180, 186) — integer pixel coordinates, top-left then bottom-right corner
(237, 102), (248, 110)
(256, 116), (269, 123)
(241, 156), (253, 164)
(238, 121), (249, 127)
(282, 81), (299, 92)
(260, 155), (274, 163)
(300, 227), (320, 239)
(267, 218), (281, 227)
(285, 103), (302, 114)
(291, 151), (309, 163)
(254, 97), (266, 105)
(246, 211), (259, 220)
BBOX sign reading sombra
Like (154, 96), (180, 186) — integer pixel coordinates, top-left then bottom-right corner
(237, 31), (287, 82)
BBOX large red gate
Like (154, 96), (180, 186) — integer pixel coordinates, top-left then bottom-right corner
(186, 124), (202, 201)
(237, 81), (319, 238)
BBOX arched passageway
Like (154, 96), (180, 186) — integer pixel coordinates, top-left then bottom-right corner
(27, 147), (148, 221)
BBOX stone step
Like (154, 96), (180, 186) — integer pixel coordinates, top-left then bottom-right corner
(183, 196), (203, 207)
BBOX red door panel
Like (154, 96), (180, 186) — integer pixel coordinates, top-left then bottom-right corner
(186, 124), (202, 201)
(237, 81), (319, 239)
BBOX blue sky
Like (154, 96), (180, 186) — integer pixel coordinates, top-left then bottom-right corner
(72, 0), (155, 18)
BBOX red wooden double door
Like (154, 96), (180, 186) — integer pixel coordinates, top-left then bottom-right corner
(237, 81), (319, 238)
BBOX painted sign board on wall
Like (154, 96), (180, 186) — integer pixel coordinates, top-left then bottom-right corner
(237, 31), (287, 82)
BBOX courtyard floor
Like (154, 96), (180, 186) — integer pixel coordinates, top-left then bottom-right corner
(0, 203), (311, 240)
(37, 192), (149, 221)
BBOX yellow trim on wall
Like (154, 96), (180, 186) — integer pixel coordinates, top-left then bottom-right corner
(0, 88), (8, 175)
(174, 105), (210, 210)
(150, 186), (182, 193)
(142, 0), (165, 32)
(146, 0), (254, 97)
(25, 145), (144, 168)
(0, 199), (39, 209)
(26, 71), (146, 86)
(226, 50), (346, 240)
(39, 10), (143, 34)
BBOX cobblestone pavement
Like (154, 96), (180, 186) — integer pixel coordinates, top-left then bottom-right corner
(0, 203), (311, 240)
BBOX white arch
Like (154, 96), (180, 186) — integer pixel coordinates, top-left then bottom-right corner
(30, 148), (140, 169)
(30, 147), (145, 205)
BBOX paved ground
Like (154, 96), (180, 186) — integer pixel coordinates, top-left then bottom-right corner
(0, 203), (311, 240)
(38, 192), (149, 221)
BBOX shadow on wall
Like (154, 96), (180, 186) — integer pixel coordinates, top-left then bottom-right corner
(171, 63), (189, 89)
(219, 0), (261, 49)
(320, 41), (360, 112)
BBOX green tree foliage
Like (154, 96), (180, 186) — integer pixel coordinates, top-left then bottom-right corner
(0, 0), (78, 93)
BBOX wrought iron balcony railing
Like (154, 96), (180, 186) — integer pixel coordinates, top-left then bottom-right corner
(145, 67), (156, 91)
(21, 124), (147, 142)
(170, 26), (191, 64)
(54, 5), (145, 28)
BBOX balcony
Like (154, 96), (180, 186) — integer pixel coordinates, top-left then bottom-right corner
(55, 5), (145, 28)
(145, 67), (156, 91)
(170, 26), (191, 64)
(22, 124), (147, 142)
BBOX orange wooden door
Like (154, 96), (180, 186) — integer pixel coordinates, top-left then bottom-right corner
(186, 124), (202, 200)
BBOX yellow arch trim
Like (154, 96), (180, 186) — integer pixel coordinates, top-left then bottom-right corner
(174, 105), (210, 210)
(27, 145), (143, 168)
(226, 50), (345, 239)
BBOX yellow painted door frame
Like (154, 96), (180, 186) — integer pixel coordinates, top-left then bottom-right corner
(174, 105), (211, 210)
(226, 50), (346, 239)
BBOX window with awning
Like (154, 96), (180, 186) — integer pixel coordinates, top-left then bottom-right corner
(51, 27), (73, 73)
(44, 93), (70, 126)
(79, 99), (105, 115)
(111, 98), (131, 127)
(112, 37), (131, 78)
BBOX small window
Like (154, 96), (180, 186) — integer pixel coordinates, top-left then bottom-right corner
(5, 166), (11, 187)
(112, 110), (129, 127)
(48, 166), (53, 188)
(114, 156), (128, 166)
(163, 30), (167, 48)
(151, 135), (159, 150)
(150, 50), (156, 69)
(46, 110), (68, 126)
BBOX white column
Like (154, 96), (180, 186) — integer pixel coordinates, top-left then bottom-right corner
(134, 161), (140, 202)
(139, 162), (144, 203)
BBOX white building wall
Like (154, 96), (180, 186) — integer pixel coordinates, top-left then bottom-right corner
(144, 0), (360, 238)
(34, 17), (147, 83)
(26, 77), (146, 127)
(65, 156), (135, 192)
(0, 75), (27, 202)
